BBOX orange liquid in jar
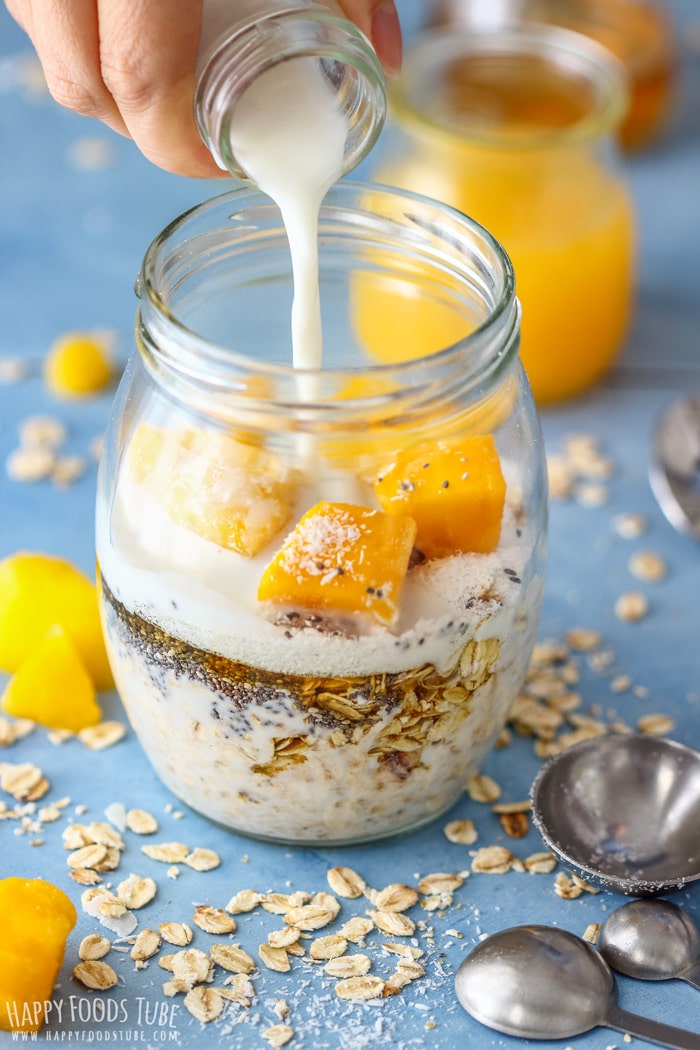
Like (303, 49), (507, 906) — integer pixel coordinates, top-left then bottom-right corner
(379, 48), (636, 403)
(429, 0), (676, 152)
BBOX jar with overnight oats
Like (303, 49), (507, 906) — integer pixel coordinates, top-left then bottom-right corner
(95, 183), (547, 845)
(373, 25), (636, 404)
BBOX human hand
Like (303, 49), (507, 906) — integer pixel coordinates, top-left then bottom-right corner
(4, 0), (402, 179)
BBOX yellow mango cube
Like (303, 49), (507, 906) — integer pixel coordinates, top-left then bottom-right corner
(44, 331), (114, 397)
(374, 435), (506, 558)
(127, 423), (296, 557)
(0, 552), (113, 690)
(2, 626), (101, 732)
(257, 501), (417, 626)
(0, 878), (77, 1032)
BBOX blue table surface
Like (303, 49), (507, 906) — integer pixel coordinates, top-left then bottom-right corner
(1, 3), (699, 1048)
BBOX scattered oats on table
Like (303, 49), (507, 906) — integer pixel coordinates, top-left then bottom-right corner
(141, 841), (189, 863)
(334, 975), (385, 1000)
(259, 943), (291, 973)
(373, 883), (419, 912)
(78, 934), (111, 960)
(309, 934), (348, 960)
(0, 357), (28, 383)
(72, 960), (118, 990)
(78, 721), (126, 749)
(565, 628), (601, 652)
(184, 846), (220, 871)
(628, 550), (666, 582)
(209, 943), (256, 974)
(126, 807), (158, 834)
(612, 512), (647, 539)
(466, 772), (501, 803)
(367, 911), (416, 937)
(326, 866), (365, 898)
(158, 922), (193, 947)
(637, 713), (675, 736)
(614, 591), (649, 622)
(193, 905), (236, 934)
(444, 818), (478, 845)
(471, 846), (513, 875)
(582, 923), (601, 944)
(130, 928), (162, 961)
(262, 1024), (294, 1048)
(183, 986), (224, 1023)
(116, 873), (157, 909)
(325, 954), (372, 978)
(499, 811), (530, 839)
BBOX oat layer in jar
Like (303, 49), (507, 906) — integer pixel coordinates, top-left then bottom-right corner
(96, 183), (547, 845)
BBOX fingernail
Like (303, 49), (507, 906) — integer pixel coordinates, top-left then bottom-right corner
(371, 1), (403, 76)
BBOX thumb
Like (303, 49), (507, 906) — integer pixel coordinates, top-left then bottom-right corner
(337, 0), (403, 75)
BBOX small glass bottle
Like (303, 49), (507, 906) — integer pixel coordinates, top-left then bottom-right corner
(96, 183), (547, 845)
(194, 0), (387, 179)
(374, 24), (636, 404)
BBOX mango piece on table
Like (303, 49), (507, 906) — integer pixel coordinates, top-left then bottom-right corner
(258, 501), (417, 627)
(0, 877), (77, 1032)
(2, 625), (101, 732)
(0, 552), (113, 690)
(374, 435), (506, 558)
(44, 331), (114, 397)
(128, 423), (296, 557)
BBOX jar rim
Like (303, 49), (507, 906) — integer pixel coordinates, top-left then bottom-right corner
(137, 182), (519, 421)
(391, 23), (629, 150)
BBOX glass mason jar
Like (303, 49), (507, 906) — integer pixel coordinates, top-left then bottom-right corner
(96, 183), (547, 846)
(195, 0), (386, 178)
(373, 25), (636, 405)
(428, 0), (676, 152)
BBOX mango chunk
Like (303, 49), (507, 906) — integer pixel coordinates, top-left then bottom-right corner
(258, 501), (417, 626)
(0, 877), (77, 1032)
(0, 552), (113, 690)
(374, 435), (506, 558)
(128, 423), (295, 557)
(44, 331), (114, 397)
(2, 626), (101, 732)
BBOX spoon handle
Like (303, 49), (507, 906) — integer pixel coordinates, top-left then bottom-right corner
(606, 1004), (700, 1050)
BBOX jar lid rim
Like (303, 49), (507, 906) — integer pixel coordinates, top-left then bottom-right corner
(392, 23), (629, 149)
(137, 182), (520, 415)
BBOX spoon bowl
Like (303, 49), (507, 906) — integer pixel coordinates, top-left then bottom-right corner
(599, 899), (700, 988)
(649, 394), (700, 541)
(455, 924), (700, 1049)
(530, 734), (700, 895)
(455, 925), (614, 1040)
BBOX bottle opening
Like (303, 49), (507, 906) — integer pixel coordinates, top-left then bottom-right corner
(196, 10), (386, 179)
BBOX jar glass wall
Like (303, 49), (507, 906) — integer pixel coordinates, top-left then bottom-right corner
(96, 184), (547, 845)
(374, 25), (636, 405)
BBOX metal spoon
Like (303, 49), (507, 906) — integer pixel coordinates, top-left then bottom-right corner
(455, 924), (700, 1049)
(649, 394), (700, 541)
(529, 733), (700, 896)
(599, 899), (700, 989)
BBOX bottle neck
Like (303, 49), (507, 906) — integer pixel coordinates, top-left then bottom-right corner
(195, 3), (386, 178)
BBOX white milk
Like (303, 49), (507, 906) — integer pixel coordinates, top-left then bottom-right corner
(228, 56), (349, 373)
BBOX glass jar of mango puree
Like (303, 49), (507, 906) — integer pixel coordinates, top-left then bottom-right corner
(96, 183), (547, 845)
(374, 25), (636, 404)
